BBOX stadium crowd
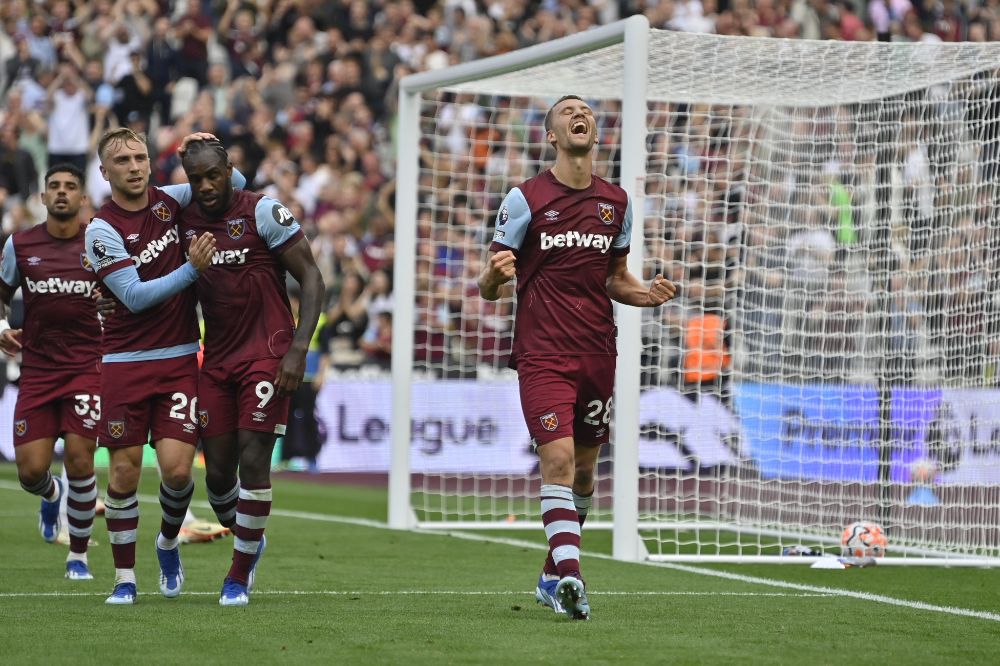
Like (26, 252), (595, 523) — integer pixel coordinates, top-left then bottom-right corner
(1, 0), (998, 398)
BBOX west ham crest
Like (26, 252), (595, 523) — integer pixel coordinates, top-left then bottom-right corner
(14, 419), (27, 437)
(540, 412), (559, 432)
(107, 420), (126, 439)
(598, 203), (615, 224)
(151, 201), (172, 223)
(80, 253), (92, 270)
(226, 219), (245, 240)
(198, 410), (210, 428)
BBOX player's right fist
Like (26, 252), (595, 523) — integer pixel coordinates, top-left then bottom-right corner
(479, 250), (516, 301)
(188, 232), (217, 273)
(488, 250), (516, 282)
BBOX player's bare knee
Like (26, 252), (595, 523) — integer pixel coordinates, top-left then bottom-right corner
(159, 464), (192, 489)
(109, 460), (140, 492)
(539, 449), (575, 484)
(204, 468), (236, 493)
(16, 465), (47, 487)
(574, 467), (595, 490)
(63, 450), (94, 478)
(237, 455), (271, 487)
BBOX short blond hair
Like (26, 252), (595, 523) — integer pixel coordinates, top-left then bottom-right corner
(97, 127), (147, 162)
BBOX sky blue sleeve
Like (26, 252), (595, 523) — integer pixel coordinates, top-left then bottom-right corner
(491, 187), (531, 250)
(86, 219), (132, 272)
(158, 168), (247, 207)
(86, 218), (199, 313)
(255, 196), (302, 250)
(100, 262), (199, 314)
(613, 192), (634, 250)
(1, 236), (19, 288)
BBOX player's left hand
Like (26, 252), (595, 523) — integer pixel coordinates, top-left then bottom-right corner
(275, 348), (307, 395)
(647, 273), (677, 306)
(92, 286), (116, 317)
(178, 132), (219, 156)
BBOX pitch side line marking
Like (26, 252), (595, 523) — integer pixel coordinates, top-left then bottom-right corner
(441, 531), (1000, 624)
(0, 590), (832, 598)
(2, 481), (998, 622)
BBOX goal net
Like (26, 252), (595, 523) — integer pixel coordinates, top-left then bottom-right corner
(391, 18), (1000, 564)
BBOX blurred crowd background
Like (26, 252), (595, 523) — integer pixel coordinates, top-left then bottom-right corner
(2, 0), (999, 407)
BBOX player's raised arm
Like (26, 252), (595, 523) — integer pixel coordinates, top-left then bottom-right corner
(85, 218), (216, 313)
(605, 255), (676, 307)
(158, 135), (247, 207)
(480, 187), (531, 301)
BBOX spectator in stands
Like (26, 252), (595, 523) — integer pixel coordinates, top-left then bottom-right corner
(45, 62), (91, 173)
(0, 124), (38, 210)
(173, 1), (212, 86)
(4, 34), (41, 95)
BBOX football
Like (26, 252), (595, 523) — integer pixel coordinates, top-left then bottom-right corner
(840, 521), (888, 558)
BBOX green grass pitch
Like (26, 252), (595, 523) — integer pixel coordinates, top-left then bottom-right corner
(1, 463), (998, 665)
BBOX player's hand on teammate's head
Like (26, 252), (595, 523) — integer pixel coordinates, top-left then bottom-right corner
(178, 132), (220, 156)
(0, 328), (22, 357)
(648, 273), (677, 307)
(188, 232), (218, 273)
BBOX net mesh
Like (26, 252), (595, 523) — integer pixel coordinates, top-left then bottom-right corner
(405, 30), (1000, 560)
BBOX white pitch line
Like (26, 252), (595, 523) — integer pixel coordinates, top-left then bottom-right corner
(2, 479), (998, 622)
(0, 590), (832, 599)
(440, 530), (1000, 624)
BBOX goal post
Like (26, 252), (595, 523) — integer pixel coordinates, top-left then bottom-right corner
(390, 15), (652, 544)
(391, 16), (1000, 566)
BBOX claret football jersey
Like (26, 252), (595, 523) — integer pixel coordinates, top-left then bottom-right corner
(86, 186), (200, 357)
(489, 170), (632, 366)
(179, 190), (304, 367)
(0, 224), (101, 371)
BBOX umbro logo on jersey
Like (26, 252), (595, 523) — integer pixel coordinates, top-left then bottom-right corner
(126, 233), (140, 243)
(151, 201), (172, 223)
(544, 210), (560, 219)
(27, 256), (42, 266)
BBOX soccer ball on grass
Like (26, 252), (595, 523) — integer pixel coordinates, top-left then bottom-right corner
(840, 521), (887, 558)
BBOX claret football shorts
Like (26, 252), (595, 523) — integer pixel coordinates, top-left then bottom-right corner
(197, 357), (291, 438)
(516, 354), (616, 448)
(98, 354), (199, 447)
(13, 365), (101, 445)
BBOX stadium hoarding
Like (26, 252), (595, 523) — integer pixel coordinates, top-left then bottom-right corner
(314, 380), (743, 473)
(1, 381), (996, 483)
(735, 382), (1000, 484)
